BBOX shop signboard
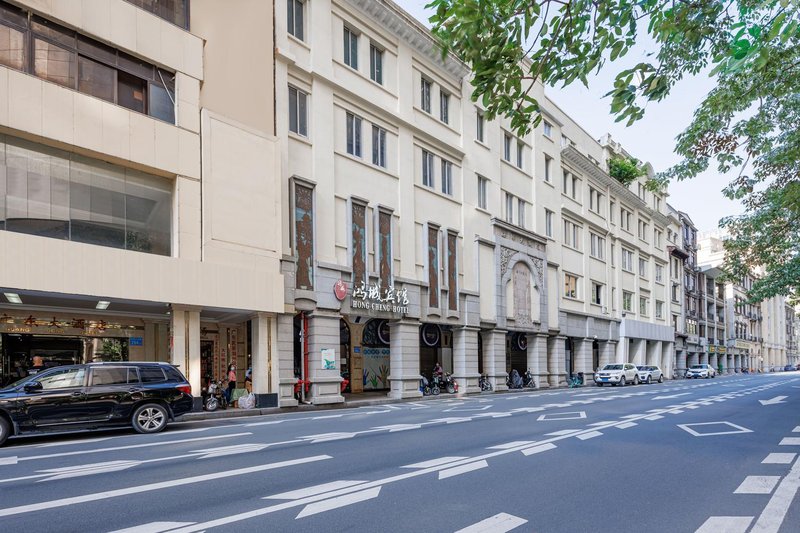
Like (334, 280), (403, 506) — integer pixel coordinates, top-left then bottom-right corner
(349, 281), (410, 315)
(717, 345), (726, 354)
(735, 339), (751, 350)
(421, 323), (441, 347)
(0, 314), (141, 337)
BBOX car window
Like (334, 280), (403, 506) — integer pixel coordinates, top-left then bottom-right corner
(139, 367), (166, 383)
(90, 367), (135, 386)
(603, 364), (623, 370)
(164, 367), (185, 382)
(37, 368), (87, 390)
(690, 365), (703, 369)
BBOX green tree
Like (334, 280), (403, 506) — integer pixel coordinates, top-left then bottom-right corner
(428, 0), (800, 301)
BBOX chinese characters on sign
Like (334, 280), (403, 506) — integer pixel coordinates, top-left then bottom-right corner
(351, 281), (410, 314)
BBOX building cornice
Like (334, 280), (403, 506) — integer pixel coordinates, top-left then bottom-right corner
(491, 218), (548, 247)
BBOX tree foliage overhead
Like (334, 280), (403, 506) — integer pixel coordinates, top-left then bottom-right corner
(428, 0), (800, 302)
(608, 156), (646, 186)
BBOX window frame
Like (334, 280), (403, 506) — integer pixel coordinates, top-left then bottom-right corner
(371, 124), (387, 168)
(439, 90), (449, 124)
(345, 112), (362, 158)
(622, 291), (633, 312)
(591, 281), (603, 306)
(477, 175), (488, 210)
(287, 0), (305, 41)
(564, 272), (579, 300)
(420, 77), (432, 113)
(369, 42), (383, 84)
(288, 85), (308, 136)
(441, 159), (453, 196)
(544, 209), (553, 238)
(503, 133), (512, 161)
(343, 25), (359, 70)
(476, 110), (484, 142)
(421, 149), (435, 188)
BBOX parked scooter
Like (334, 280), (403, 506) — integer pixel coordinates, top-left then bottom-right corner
(479, 374), (493, 392)
(523, 370), (536, 388)
(419, 375), (432, 396)
(205, 380), (228, 411)
(431, 372), (458, 394)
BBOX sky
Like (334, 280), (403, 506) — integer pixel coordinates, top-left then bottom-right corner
(395, 0), (745, 232)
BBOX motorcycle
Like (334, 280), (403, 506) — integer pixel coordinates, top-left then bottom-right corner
(204, 380), (228, 411)
(431, 372), (458, 394)
(523, 370), (536, 388)
(479, 374), (493, 392)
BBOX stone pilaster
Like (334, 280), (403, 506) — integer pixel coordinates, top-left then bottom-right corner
(631, 339), (646, 366)
(573, 338), (594, 382)
(307, 313), (344, 405)
(453, 326), (480, 394)
(251, 312), (278, 408)
(526, 333), (549, 388)
(276, 313), (298, 407)
(482, 329), (508, 391)
(388, 319), (423, 399)
(661, 342), (674, 379)
(676, 349), (686, 379)
(599, 340), (616, 370)
(547, 335), (566, 387)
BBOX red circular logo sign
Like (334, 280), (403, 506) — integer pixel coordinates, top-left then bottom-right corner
(333, 280), (348, 301)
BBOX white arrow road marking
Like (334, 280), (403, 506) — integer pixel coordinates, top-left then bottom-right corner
(794, 426), (800, 433)
(429, 417), (473, 424)
(439, 460), (489, 480)
(402, 457), (467, 469)
(0, 455), (331, 518)
(751, 456), (800, 532)
(759, 396), (788, 405)
(109, 522), (197, 533)
(695, 516), (753, 533)
(36, 460), (142, 482)
(371, 424), (422, 432)
(734, 476), (781, 494)
(33, 437), (112, 448)
(295, 487), (381, 519)
(298, 432), (359, 443)
(487, 441), (536, 450)
(266, 480), (368, 500)
(455, 512), (528, 533)
(652, 393), (691, 400)
(188, 443), (270, 459)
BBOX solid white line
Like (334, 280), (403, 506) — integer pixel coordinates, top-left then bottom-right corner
(266, 480), (368, 500)
(438, 460), (489, 480)
(455, 512), (528, 533)
(751, 456), (800, 532)
(734, 476), (780, 494)
(295, 487), (381, 519)
(762, 453), (796, 464)
(0, 455), (331, 518)
(793, 426), (800, 433)
(312, 414), (344, 420)
(402, 456), (467, 469)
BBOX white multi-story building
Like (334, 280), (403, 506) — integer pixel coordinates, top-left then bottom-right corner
(0, 0), (285, 405)
(274, 0), (675, 406)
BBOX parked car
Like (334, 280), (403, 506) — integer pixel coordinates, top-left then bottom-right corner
(595, 363), (639, 386)
(636, 365), (664, 384)
(686, 363), (716, 379)
(784, 365), (794, 372)
(0, 362), (193, 447)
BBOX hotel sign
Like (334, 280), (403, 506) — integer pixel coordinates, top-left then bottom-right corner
(350, 281), (410, 314)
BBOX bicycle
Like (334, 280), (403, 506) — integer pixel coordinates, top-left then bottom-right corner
(567, 373), (584, 388)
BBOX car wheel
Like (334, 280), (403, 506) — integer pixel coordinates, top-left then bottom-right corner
(0, 416), (10, 447)
(132, 403), (169, 434)
(618, 377), (625, 387)
(633, 375), (640, 385)
(658, 375), (663, 383)
(596, 383), (603, 387)
(646, 376), (651, 385)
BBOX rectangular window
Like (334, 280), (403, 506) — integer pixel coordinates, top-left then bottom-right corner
(294, 182), (314, 290)
(288, 86), (308, 136)
(343, 26), (358, 69)
(655, 264), (664, 283)
(124, 0), (188, 29)
(623, 291), (633, 312)
(654, 229), (662, 248)
(422, 150), (434, 187)
(378, 210), (392, 287)
(543, 121), (552, 138)
(545, 209), (553, 238)
(287, 0), (304, 41)
(476, 111), (484, 142)
(610, 243), (615, 267)
(639, 296), (649, 316)
(638, 219), (649, 241)
(351, 202), (367, 286)
(34, 38), (76, 88)
(428, 226), (439, 307)
(639, 257), (648, 278)
(505, 193), (514, 223)
(440, 91), (449, 123)
(544, 155), (552, 182)
(504, 134), (512, 161)
(563, 220), (581, 250)
(591, 282), (603, 305)
(420, 77), (431, 113)
(369, 44), (383, 84)
(477, 176), (488, 210)
(564, 273), (579, 299)
(589, 187), (603, 214)
(441, 159), (453, 196)
(590, 233), (605, 260)
(517, 199), (525, 228)
(622, 249), (634, 272)
(372, 125), (386, 168)
(621, 208), (632, 231)
(447, 232), (458, 311)
(516, 141), (524, 169)
(78, 55), (115, 103)
(0, 23), (25, 70)
(346, 113), (362, 157)
(656, 300), (664, 319)
(610, 201), (615, 223)
(572, 176), (579, 201)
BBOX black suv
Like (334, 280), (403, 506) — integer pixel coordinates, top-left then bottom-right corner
(0, 362), (193, 447)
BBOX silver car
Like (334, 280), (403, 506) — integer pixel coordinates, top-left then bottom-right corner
(686, 363), (716, 379)
(636, 365), (664, 384)
(595, 363), (639, 387)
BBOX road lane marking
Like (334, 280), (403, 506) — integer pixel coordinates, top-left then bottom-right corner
(762, 453), (796, 464)
(734, 476), (781, 494)
(695, 516), (752, 533)
(751, 456), (800, 532)
(109, 522), (196, 533)
(576, 431), (602, 440)
(779, 438), (800, 446)
(266, 480), (368, 500)
(371, 424), (422, 432)
(545, 430), (581, 436)
(295, 487), (381, 519)
(536, 411), (586, 421)
(616, 422), (637, 429)
(679, 422), (752, 437)
(455, 512), (527, 533)
(644, 415), (664, 421)
(0, 455), (332, 518)
(312, 414), (344, 420)
(487, 441), (536, 450)
(438, 460), (489, 480)
(759, 396), (787, 406)
(402, 457), (467, 469)
(521, 443), (557, 456)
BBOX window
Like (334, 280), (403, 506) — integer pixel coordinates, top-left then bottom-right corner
(139, 367), (166, 383)
(428, 226), (439, 307)
(504, 134), (512, 161)
(476, 175), (488, 210)
(563, 220), (581, 250)
(590, 233), (605, 260)
(421, 77), (432, 113)
(343, 26), (358, 69)
(441, 160), (453, 196)
(591, 282), (603, 305)
(563, 170), (578, 199)
(125, 0), (188, 29)
(476, 111), (484, 142)
(0, 21), (24, 70)
(639, 257), (648, 278)
(422, 150), (435, 187)
(638, 219), (649, 241)
(639, 296), (649, 316)
(346, 113), (362, 157)
(517, 199), (525, 228)
(656, 300), (664, 319)
(562, 169), (569, 194)
(572, 175), (580, 201)
(372, 125), (386, 168)
(544, 155), (552, 182)
(655, 264), (664, 283)
(294, 182), (315, 290)
(516, 141), (524, 169)
(623, 291), (633, 312)
(611, 243), (615, 266)
(505, 193), (514, 223)
(622, 249), (634, 272)
(654, 196), (661, 212)
(447, 232), (458, 311)
(621, 208), (632, 231)
(564, 273), (579, 299)
(369, 43), (383, 84)
(36, 367), (86, 389)
(543, 121), (552, 138)
(288, 86), (308, 136)
(638, 183), (645, 200)
(351, 202), (367, 285)
(440, 91), (449, 123)
(589, 187), (603, 214)
(610, 201), (615, 223)
(672, 283), (679, 302)
(545, 209), (553, 238)
(287, 0), (304, 40)
(654, 229), (663, 248)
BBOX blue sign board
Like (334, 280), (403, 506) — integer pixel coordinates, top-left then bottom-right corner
(129, 337), (143, 346)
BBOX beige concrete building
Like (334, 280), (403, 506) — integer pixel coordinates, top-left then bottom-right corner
(0, 0), (284, 406)
(274, 0), (676, 407)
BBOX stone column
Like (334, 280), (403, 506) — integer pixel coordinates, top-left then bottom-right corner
(718, 352), (727, 374)
(687, 351), (699, 367)
(547, 335), (567, 387)
(453, 326), (480, 394)
(710, 353), (718, 372)
(251, 312), (277, 408)
(700, 350), (709, 365)
(647, 341), (662, 367)
(388, 319), (423, 399)
(573, 338), (594, 383)
(187, 309), (201, 404)
(482, 329), (508, 391)
(631, 339), (646, 366)
(599, 340), (616, 370)
(276, 314), (298, 407)
(526, 333), (549, 388)
(727, 353), (734, 374)
(734, 353), (741, 372)
(662, 342), (674, 379)
(307, 313), (344, 405)
(676, 349), (686, 379)
(170, 306), (187, 372)
(616, 337), (628, 364)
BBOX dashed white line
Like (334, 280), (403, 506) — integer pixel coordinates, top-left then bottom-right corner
(734, 476), (780, 494)
(455, 512), (528, 533)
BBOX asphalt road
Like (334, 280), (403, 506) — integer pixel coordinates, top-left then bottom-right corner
(1, 372), (800, 533)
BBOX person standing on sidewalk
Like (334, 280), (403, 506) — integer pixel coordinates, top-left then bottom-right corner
(226, 364), (237, 404)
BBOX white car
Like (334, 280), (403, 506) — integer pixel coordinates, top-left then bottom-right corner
(595, 363), (639, 387)
(636, 365), (664, 384)
(686, 364), (716, 379)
